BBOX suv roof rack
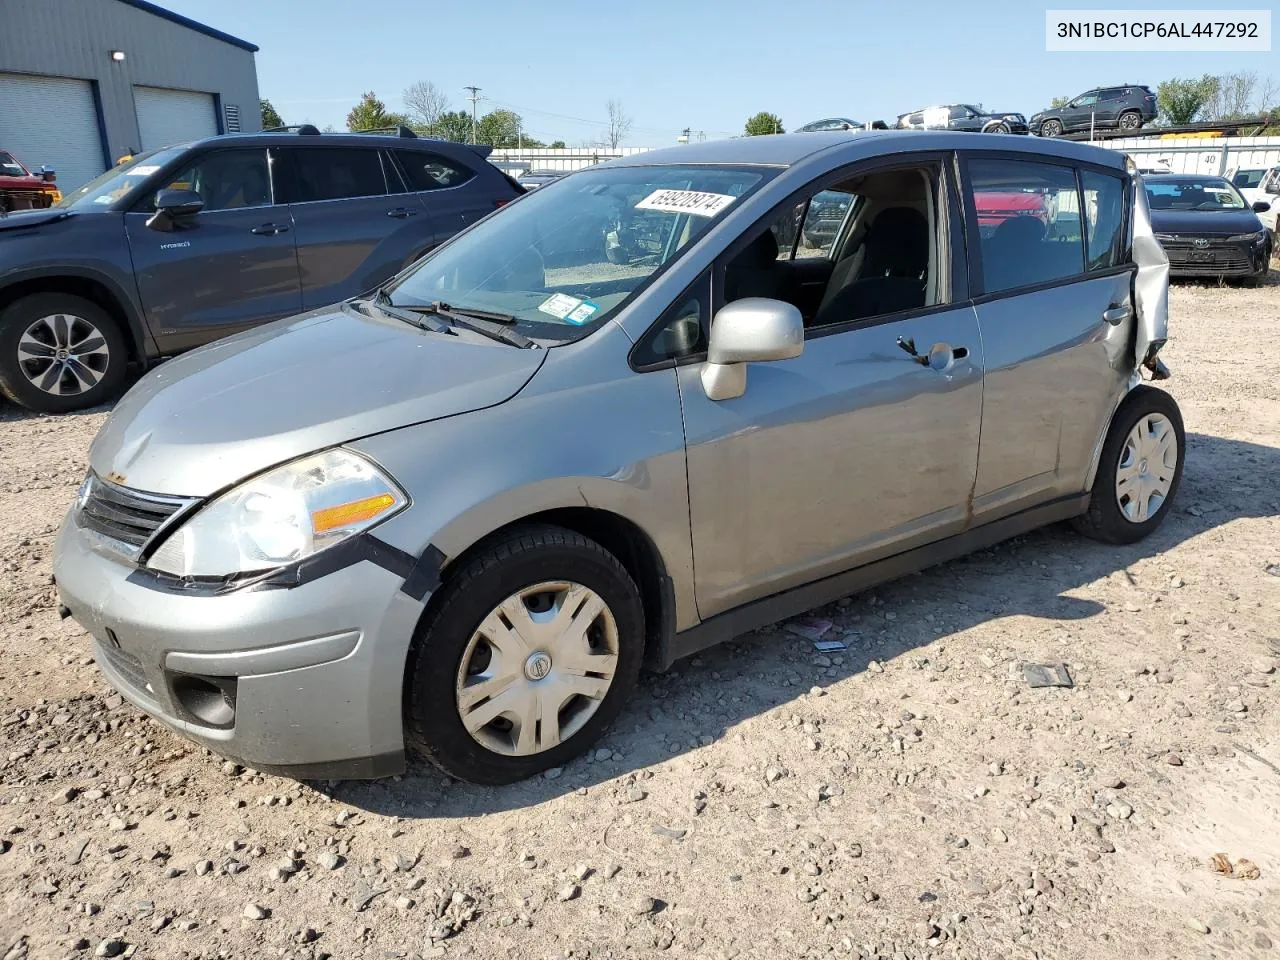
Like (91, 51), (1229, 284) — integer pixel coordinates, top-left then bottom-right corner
(349, 125), (418, 138)
(260, 124), (420, 138)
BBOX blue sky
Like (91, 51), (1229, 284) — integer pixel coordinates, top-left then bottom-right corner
(163, 0), (1277, 145)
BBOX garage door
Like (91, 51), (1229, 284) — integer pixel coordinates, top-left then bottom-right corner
(0, 73), (105, 192)
(134, 86), (218, 152)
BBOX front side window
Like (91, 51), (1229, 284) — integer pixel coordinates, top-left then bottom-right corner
(289, 148), (388, 202)
(1232, 169), (1265, 189)
(967, 158), (1084, 294)
(396, 150), (475, 191)
(1143, 178), (1246, 211)
(1081, 170), (1127, 271)
(152, 149), (272, 211)
(385, 164), (771, 341)
(1072, 94), (1099, 107)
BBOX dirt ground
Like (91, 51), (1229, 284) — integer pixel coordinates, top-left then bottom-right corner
(1, 278), (1278, 960)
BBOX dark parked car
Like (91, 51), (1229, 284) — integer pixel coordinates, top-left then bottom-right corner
(1145, 174), (1272, 284)
(897, 105), (1028, 135)
(0, 130), (520, 413)
(1030, 85), (1157, 137)
(517, 170), (565, 190)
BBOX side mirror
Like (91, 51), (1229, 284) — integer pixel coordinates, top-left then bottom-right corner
(146, 188), (203, 231)
(1252, 200), (1273, 213)
(701, 297), (803, 401)
(39, 166), (56, 183)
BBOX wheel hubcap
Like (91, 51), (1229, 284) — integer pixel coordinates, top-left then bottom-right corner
(1115, 413), (1177, 523)
(455, 581), (619, 757)
(17, 313), (110, 397)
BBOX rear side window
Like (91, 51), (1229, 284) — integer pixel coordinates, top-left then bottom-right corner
(967, 158), (1084, 295)
(289, 148), (388, 202)
(1080, 170), (1127, 271)
(395, 150), (475, 191)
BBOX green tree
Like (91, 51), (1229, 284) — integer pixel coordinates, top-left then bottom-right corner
(346, 91), (409, 132)
(1157, 75), (1219, 126)
(432, 110), (473, 142)
(1049, 96), (1070, 109)
(476, 109), (525, 147)
(260, 98), (284, 130)
(549, 140), (567, 149)
(744, 112), (784, 136)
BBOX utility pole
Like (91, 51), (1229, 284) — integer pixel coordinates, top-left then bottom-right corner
(464, 86), (482, 144)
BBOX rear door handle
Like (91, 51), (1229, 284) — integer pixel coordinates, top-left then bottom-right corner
(1103, 305), (1134, 325)
(250, 223), (290, 236)
(387, 207), (418, 219)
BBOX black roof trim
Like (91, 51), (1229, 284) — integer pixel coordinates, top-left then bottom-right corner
(113, 0), (259, 52)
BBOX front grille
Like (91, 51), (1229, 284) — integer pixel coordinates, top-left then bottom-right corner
(77, 473), (197, 559)
(98, 639), (155, 702)
(1160, 237), (1256, 273)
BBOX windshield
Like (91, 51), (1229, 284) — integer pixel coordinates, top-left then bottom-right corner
(0, 152), (28, 177)
(1231, 170), (1265, 189)
(1145, 178), (1246, 211)
(385, 164), (772, 339)
(57, 148), (186, 209)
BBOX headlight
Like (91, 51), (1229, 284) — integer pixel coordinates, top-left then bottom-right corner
(1226, 229), (1268, 243)
(146, 449), (407, 578)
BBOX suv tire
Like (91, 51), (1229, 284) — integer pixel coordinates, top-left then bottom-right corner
(0, 293), (129, 414)
(1118, 110), (1142, 132)
(1040, 118), (1063, 138)
(1073, 386), (1185, 544)
(404, 524), (645, 784)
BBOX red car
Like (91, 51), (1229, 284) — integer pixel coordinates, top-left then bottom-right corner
(973, 190), (1048, 230)
(0, 150), (60, 213)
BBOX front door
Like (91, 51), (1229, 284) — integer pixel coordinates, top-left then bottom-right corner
(678, 158), (985, 618)
(124, 147), (301, 353)
(962, 155), (1135, 521)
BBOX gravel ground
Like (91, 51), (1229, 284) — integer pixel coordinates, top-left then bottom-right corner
(1, 279), (1278, 960)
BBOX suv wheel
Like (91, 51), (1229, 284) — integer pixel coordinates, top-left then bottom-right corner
(1040, 118), (1063, 138)
(1118, 110), (1142, 132)
(404, 525), (644, 784)
(1073, 387), (1185, 544)
(986, 121), (1011, 134)
(0, 294), (128, 413)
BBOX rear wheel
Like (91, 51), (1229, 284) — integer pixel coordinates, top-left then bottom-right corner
(1073, 387), (1185, 544)
(1118, 110), (1142, 132)
(404, 525), (644, 784)
(1040, 118), (1063, 138)
(0, 293), (128, 413)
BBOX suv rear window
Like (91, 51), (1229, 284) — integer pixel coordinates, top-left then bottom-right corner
(289, 148), (389, 202)
(395, 150), (474, 191)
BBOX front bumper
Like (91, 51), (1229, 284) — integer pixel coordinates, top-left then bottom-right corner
(1161, 236), (1270, 277)
(53, 514), (427, 779)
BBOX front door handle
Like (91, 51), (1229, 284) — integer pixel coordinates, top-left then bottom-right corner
(250, 223), (290, 236)
(897, 337), (969, 369)
(1103, 304), (1134, 325)
(387, 207), (419, 219)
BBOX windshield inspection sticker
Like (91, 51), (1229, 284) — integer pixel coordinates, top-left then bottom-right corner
(538, 292), (583, 320)
(565, 301), (599, 325)
(130, 165), (160, 176)
(635, 189), (737, 217)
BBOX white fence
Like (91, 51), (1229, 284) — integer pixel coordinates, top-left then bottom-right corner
(489, 147), (648, 174)
(489, 137), (1280, 178)
(1089, 136), (1280, 175)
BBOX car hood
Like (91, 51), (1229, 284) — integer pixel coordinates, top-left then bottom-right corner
(0, 208), (73, 232)
(1149, 208), (1265, 235)
(89, 304), (548, 497)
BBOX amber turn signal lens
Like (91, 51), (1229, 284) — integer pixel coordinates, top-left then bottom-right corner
(311, 492), (397, 534)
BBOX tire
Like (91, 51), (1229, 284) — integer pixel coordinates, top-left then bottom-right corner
(1040, 119), (1063, 138)
(1118, 110), (1142, 132)
(1072, 386), (1185, 544)
(986, 122), (1011, 134)
(0, 293), (128, 414)
(404, 524), (645, 784)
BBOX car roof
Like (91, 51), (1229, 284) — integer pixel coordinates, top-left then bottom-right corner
(174, 132), (487, 156)
(605, 130), (1129, 171)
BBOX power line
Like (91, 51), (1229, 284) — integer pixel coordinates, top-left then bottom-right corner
(463, 86), (482, 144)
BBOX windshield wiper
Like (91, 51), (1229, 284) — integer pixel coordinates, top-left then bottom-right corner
(401, 301), (535, 349)
(369, 287), (453, 334)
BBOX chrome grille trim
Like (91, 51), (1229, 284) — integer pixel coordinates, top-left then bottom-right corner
(76, 473), (198, 560)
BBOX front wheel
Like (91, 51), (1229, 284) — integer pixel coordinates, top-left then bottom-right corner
(0, 293), (128, 413)
(1040, 119), (1063, 138)
(404, 525), (645, 784)
(1073, 386), (1185, 544)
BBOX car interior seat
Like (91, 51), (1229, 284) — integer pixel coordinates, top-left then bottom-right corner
(724, 229), (783, 302)
(812, 206), (930, 325)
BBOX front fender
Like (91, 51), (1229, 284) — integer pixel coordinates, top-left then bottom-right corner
(349, 343), (699, 632)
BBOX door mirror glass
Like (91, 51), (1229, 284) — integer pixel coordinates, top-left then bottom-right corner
(39, 166), (56, 182)
(701, 297), (803, 400)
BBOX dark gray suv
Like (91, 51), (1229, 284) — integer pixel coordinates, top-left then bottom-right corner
(1030, 85), (1158, 137)
(0, 130), (520, 413)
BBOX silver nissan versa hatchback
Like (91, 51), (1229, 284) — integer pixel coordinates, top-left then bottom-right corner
(54, 132), (1180, 784)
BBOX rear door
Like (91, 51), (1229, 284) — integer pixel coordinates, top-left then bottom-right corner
(124, 146), (301, 352)
(1093, 88), (1125, 125)
(962, 154), (1134, 522)
(278, 145), (436, 309)
(391, 148), (494, 251)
